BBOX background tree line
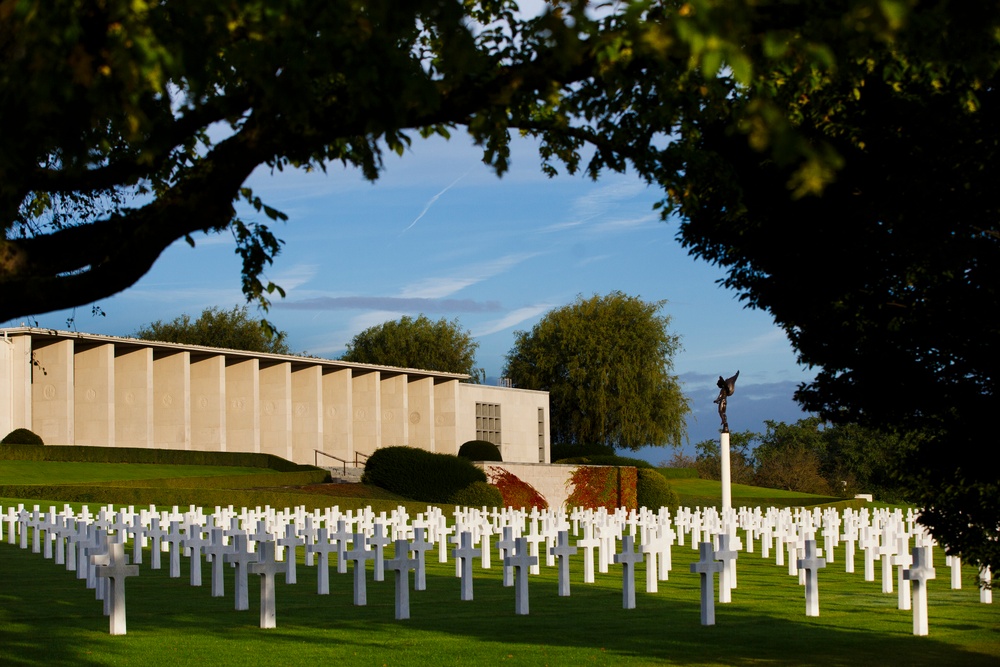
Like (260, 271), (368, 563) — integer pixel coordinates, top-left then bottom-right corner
(667, 418), (914, 503)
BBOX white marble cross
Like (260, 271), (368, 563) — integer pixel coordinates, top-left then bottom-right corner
(384, 539), (418, 620)
(497, 526), (517, 588)
(690, 542), (724, 626)
(797, 539), (827, 617)
(202, 528), (232, 598)
(346, 533), (374, 606)
(453, 531), (479, 601)
(183, 523), (211, 587)
(903, 546), (936, 636)
(278, 522), (304, 585)
(307, 528), (337, 595)
(249, 541), (283, 629)
(551, 530), (578, 597)
(95, 541), (139, 635)
(715, 533), (738, 604)
(369, 523), (391, 582)
(506, 537), (538, 616)
(410, 527), (434, 592)
(224, 534), (258, 611)
(614, 535), (643, 610)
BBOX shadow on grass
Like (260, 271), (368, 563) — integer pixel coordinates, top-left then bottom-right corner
(3, 539), (998, 667)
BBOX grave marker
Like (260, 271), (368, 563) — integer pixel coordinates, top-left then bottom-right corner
(797, 539), (827, 617)
(94, 541), (139, 636)
(551, 530), (578, 597)
(249, 541), (283, 629)
(346, 533), (374, 606)
(505, 537), (538, 616)
(613, 535), (642, 610)
(453, 531), (478, 601)
(384, 540), (418, 620)
(903, 546), (936, 636)
(690, 542), (724, 626)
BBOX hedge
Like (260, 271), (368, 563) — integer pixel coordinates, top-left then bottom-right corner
(0, 445), (318, 472)
(656, 467), (699, 479)
(361, 446), (487, 504)
(449, 481), (504, 508)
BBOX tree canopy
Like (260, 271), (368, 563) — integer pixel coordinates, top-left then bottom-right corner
(693, 419), (912, 501)
(503, 292), (688, 451)
(4, 1), (999, 570)
(133, 305), (290, 354)
(341, 315), (483, 381)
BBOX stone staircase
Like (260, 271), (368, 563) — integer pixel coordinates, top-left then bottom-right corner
(324, 466), (365, 484)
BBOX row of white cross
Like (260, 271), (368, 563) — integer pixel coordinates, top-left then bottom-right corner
(1, 501), (992, 636)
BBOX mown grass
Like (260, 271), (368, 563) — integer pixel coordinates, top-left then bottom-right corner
(0, 461), (274, 485)
(1, 518), (997, 667)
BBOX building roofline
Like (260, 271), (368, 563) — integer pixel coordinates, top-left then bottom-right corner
(0, 327), (470, 381)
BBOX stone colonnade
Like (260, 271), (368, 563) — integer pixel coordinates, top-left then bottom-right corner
(0, 329), (476, 466)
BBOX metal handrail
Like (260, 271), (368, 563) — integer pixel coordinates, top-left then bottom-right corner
(314, 449), (348, 474)
(354, 451), (370, 467)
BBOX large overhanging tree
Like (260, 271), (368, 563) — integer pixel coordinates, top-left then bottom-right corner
(3, 1), (998, 571)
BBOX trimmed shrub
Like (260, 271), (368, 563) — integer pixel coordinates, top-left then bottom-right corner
(449, 481), (504, 508)
(556, 454), (653, 468)
(457, 440), (502, 461)
(361, 446), (487, 504)
(636, 468), (680, 510)
(1, 428), (44, 446)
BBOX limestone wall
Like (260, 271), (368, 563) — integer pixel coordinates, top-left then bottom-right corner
(0, 328), (551, 466)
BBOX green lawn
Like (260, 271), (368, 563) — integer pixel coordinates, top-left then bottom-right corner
(0, 461), (275, 485)
(1, 522), (997, 666)
(1, 461), (996, 665)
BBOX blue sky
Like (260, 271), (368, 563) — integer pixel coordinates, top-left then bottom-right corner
(10, 133), (815, 463)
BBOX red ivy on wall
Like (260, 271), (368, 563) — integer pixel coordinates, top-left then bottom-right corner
(486, 467), (549, 510)
(565, 466), (638, 511)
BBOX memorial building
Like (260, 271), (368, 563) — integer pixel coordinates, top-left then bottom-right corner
(0, 327), (550, 466)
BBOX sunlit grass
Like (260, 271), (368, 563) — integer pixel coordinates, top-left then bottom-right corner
(1, 522), (997, 666)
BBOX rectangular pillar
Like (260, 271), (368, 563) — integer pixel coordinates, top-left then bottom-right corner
(351, 370), (380, 456)
(260, 361), (291, 460)
(191, 355), (226, 452)
(433, 378), (460, 455)
(225, 358), (260, 453)
(31, 339), (75, 445)
(322, 368), (352, 463)
(380, 373), (407, 448)
(153, 351), (190, 450)
(74, 343), (115, 446)
(407, 376), (434, 452)
(114, 347), (153, 448)
(291, 365), (322, 464)
(0, 334), (32, 437)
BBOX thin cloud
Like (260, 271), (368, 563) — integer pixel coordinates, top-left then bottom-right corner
(473, 304), (554, 337)
(399, 252), (541, 299)
(401, 172), (468, 234)
(275, 296), (503, 313)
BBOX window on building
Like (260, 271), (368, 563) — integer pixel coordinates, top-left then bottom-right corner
(538, 407), (545, 463)
(476, 402), (501, 445)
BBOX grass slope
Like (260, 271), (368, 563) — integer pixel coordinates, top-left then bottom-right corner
(1, 528), (997, 666)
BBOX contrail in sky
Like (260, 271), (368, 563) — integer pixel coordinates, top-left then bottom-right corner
(401, 172), (467, 234)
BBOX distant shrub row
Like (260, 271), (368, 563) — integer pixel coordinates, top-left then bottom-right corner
(0, 443), (318, 472)
(657, 467), (699, 479)
(361, 446), (487, 504)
